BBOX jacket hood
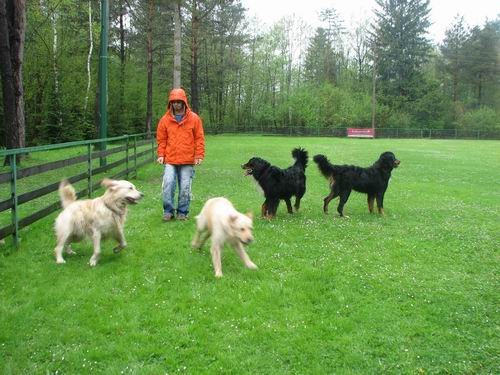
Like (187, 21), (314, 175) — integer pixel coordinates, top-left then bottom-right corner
(168, 88), (189, 109)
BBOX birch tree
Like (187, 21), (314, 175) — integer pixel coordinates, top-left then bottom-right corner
(84, 0), (93, 113)
(51, 3), (63, 128)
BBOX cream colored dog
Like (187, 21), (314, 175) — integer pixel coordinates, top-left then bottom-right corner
(54, 178), (143, 266)
(192, 197), (257, 278)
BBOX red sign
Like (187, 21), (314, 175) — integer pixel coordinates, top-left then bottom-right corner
(347, 128), (375, 138)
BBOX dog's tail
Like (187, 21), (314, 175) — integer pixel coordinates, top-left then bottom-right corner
(313, 154), (339, 178)
(292, 148), (308, 170)
(59, 180), (77, 209)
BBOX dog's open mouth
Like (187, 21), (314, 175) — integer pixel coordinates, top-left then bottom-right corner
(126, 197), (139, 204)
(241, 164), (253, 176)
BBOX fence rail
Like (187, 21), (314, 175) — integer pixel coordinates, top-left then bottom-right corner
(204, 126), (500, 140)
(0, 133), (155, 245)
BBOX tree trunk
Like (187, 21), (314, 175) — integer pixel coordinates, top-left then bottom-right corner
(236, 67), (241, 129)
(119, 0), (125, 131)
(477, 73), (482, 107)
(189, 0), (216, 114)
(190, 0), (199, 113)
(203, 38), (214, 126)
(246, 37), (256, 127)
(84, 0), (93, 114)
(0, 0), (16, 149)
(173, 1), (181, 88)
(371, 60), (377, 131)
(51, 6), (63, 130)
(0, 0), (26, 163)
(146, 0), (153, 136)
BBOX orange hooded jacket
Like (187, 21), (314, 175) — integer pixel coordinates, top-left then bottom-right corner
(156, 88), (205, 165)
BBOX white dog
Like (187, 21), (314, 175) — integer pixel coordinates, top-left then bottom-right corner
(54, 178), (143, 266)
(192, 197), (258, 278)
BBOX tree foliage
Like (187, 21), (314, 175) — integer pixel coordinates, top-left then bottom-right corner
(371, 0), (432, 108)
(0, 0), (499, 147)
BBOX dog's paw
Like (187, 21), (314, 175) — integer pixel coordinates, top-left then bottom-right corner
(113, 245), (125, 254)
(56, 258), (66, 264)
(66, 247), (76, 255)
(191, 241), (201, 250)
(215, 272), (223, 278)
(246, 262), (258, 270)
(89, 259), (98, 267)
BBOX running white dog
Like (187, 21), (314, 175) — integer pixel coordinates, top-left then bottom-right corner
(54, 178), (143, 266)
(192, 197), (258, 278)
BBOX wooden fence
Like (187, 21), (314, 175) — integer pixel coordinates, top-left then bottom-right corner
(0, 133), (155, 245)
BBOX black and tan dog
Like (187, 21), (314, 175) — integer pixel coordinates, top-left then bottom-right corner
(242, 148), (308, 219)
(313, 152), (400, 217)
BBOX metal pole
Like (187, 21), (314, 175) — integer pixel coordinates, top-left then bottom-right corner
(99, 0), (109, 166)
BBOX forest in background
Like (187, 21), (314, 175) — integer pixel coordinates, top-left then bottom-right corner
(1, 0), (499, 147)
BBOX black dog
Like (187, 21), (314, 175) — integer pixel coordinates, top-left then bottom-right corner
(313, 152), (400, 217)
(241, 148), (308, 219)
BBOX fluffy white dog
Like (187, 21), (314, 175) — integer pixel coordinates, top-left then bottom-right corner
(192, 197), (258, 278)
(54, 178), (143, 266)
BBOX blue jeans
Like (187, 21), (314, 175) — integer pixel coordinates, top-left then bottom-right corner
(162, 164), (194, 216)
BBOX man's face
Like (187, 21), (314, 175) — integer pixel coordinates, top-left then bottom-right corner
(171, 100), (185, 113)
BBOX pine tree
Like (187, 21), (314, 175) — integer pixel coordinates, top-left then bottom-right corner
(440, 16), (469, 102)
(463, 20), (500, 108)
(304, 27), (336, 85)
(371, 0), (432, 107)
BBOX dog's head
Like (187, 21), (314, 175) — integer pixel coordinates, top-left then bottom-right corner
(229, 212), (254, 245)
(241, 157), (271, 177)
(378, 152), (400, 170)
(101, 179), (144, 205)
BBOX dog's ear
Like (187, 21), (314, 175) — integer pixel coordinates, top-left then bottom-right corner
(246, 211), (253, 220)
(101, 178), (116, 189)
(229, 214), (238, 223)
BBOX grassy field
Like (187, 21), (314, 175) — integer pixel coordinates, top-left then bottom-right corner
(0, 135), (499, 374)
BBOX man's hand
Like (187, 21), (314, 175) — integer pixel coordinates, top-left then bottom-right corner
(157, 157), (165, 164)
(194, 158), (203, 165)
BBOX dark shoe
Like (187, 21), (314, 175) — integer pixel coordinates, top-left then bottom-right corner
(163, 213), (174, 222)
(177, 214), (188, 221)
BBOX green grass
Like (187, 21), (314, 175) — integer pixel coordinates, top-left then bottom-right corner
(0, 135), (499, 374)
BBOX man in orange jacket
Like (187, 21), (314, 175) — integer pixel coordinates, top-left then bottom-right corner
(156, 88), (205, 221)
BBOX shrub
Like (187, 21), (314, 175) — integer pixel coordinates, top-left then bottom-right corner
(458, 107), (500, 130)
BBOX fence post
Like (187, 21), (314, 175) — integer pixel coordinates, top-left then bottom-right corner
(126, 136), (130, 179)
(134, 136), (138, 177)
(87, 144), (93, 198)
(10, 155), (19, 246)
(151, 135), (155, 162)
